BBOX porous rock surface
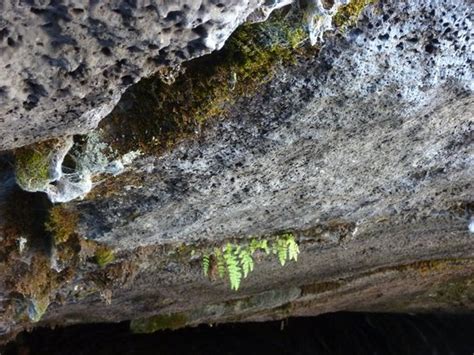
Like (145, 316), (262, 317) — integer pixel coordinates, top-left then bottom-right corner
(0, 0), (288, 151)
(45, 0), (473, 331)
(76, 0), (473, 249)
(0, 0), (473, 345)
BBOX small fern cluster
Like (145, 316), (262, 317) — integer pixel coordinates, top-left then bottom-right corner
(202, 233), (299, 290)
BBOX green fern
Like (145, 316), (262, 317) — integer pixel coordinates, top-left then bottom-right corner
(286, 236), (300, 262)
(249, 239), (258, 253)
(202, 254), (210, 276)
(224, 244), (242, 290)
(214, 248), (226, 279)
(239, 248), (254, 278)
(275, 238), (288, 266)
(200, 234), (299, 291)
(249, 239), (270, 254)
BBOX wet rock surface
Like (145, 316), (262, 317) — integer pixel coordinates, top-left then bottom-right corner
(0, 0), (473, 346)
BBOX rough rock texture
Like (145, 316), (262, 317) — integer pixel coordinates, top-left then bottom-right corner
(76, 0), (473, 249)
(0, 0), (288, 151)
(0, 0), (473, 345)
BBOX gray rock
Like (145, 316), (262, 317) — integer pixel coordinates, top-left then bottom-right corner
(0, 0), (473, 345)
(34, 0), (469, 333)
(0, 0), (288, 151)
(75, 0), (473, 251)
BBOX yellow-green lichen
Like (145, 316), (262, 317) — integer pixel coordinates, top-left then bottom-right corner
(333, 0), (376, 28)
(94, 246), (116, 268)
(130, 313), (188, 334)
(45, 205), (79, 244)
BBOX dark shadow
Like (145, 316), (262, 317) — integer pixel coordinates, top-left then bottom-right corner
(3, 313), (474, 355)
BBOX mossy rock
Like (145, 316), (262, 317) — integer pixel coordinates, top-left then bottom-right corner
(100, 8), (315, 156)
(14, 137), (73, 192)
(14, 141), (55, 191)
(94, 246), (116, 268)
(333, 0), (376, 28)
(45, 205), (79, 244)
(130, 313), (188, 334)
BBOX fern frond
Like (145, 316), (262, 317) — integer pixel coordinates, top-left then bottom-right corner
(276, 238), (288, 266)
(239, 248), (254, 278)
(249, 239), (259, 254)
(224, 244), (242, 290)
(249, 239), (270, 255)
(214, 248), (226, 279)
(234, 244), (242, 255)
(287, 237), (300, 262)
(202, 235), (299, 290)
(202, 254), (210, 277)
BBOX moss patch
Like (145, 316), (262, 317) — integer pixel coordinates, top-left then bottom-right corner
(333, 0), (376, 28)
(130, 313), (188, 334)
(45, 205), (79, 244)
(13, 139), (61, 191)
(95, 246), (116, 268)
(0, 189), (119, 324)
(100, 8), (316, 156)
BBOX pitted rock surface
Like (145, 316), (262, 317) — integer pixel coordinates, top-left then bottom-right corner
(0, 0), (473, 345)
(74, 0), (473, 249)
(0, 0), (290, 151)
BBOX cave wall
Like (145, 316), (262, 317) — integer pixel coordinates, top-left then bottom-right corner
(0, 0), (473, 345)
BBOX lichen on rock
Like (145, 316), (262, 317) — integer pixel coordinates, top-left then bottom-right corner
(333, 0), (376, 28)
(302, 0), (360, 44)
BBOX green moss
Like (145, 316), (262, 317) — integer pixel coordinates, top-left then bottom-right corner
(45, 205), (79, 244)
(9, 252), (76, 324)
(100, 9), (315, 156)
(14, 141), (55, 191)
(94, 246), (115, 268)
(333, 0), (376, 28)
(130, 313), (188, 333)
